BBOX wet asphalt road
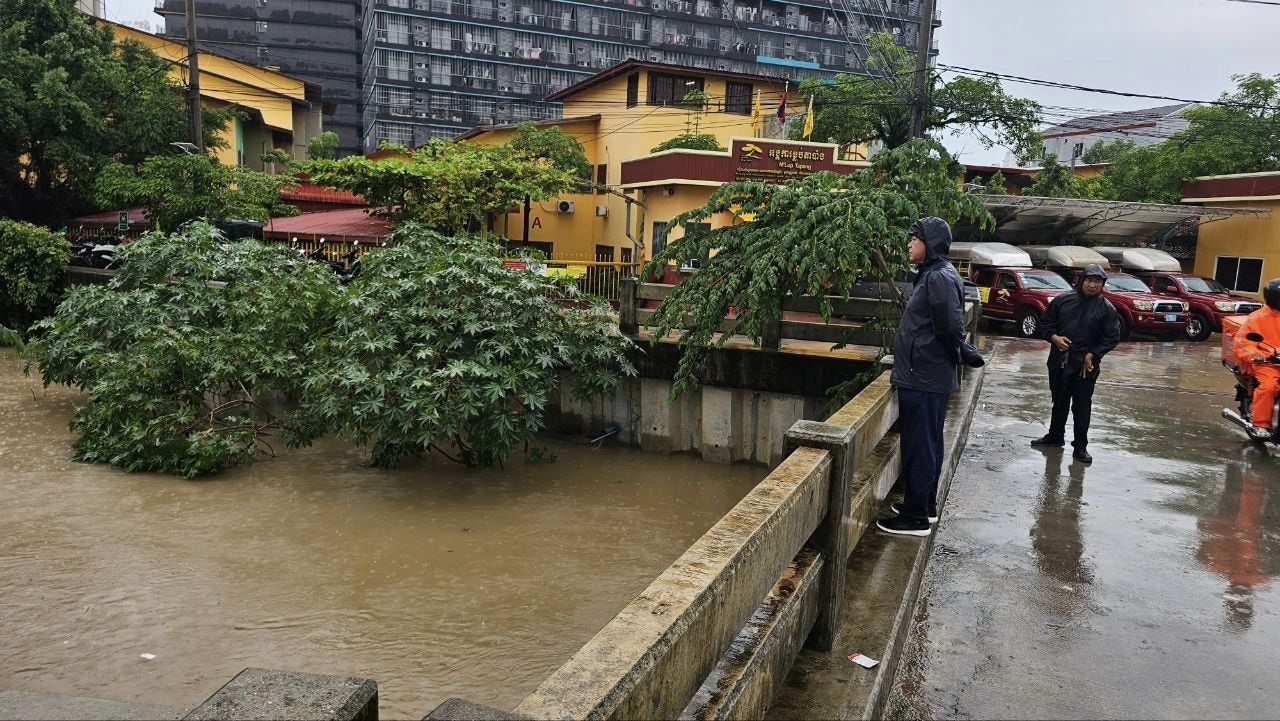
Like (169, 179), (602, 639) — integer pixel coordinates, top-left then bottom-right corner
(886, 337), (1280, 720)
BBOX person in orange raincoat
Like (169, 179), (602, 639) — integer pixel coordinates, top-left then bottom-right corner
(1232, 279), (1280, 433)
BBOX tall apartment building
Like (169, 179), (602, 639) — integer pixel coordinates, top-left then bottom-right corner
(157, 0), (363, 157)
(364, 0), (938, 151)
(160, 0), (936, 156)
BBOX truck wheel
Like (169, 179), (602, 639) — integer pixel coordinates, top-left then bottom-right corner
(1017, 310), (1041, 338)
(1184, 312), (1212, 342)
(1117, 316), (1131, 341)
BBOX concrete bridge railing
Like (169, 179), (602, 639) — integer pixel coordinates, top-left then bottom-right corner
(502, 368), (903, 720)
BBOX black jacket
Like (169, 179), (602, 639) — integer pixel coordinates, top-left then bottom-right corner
(1041, 289), (1121, 372)
(890, 218), (965, 395)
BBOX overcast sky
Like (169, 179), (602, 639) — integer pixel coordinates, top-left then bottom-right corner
(105, 0), (1278, 164)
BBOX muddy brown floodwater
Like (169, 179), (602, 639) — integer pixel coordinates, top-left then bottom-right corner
(0, 352), (765, 719)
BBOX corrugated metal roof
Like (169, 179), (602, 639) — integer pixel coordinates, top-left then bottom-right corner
(1041, 103), (1195, 137)
(280, 183), (366, 205)
(265, 208), (393, 240)
(68, 207), (150, 228)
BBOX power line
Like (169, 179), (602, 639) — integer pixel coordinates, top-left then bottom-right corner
(938, 63), (1280, 112)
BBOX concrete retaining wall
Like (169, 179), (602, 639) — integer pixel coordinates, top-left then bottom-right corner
(550, 376), (825, 467)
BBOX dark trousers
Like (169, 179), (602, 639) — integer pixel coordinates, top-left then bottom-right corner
(898, 387), (949, 524)
(1047, 362), (1100, 447)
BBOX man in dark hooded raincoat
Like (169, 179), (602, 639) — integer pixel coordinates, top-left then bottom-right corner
(878, 217), (966, 537)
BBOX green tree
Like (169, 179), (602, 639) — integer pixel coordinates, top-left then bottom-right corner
(0, 220), (69, 331)
(1093, 74), (1280, 203)
(797, 33), (1041, 158)
(651, 133), (728, 154)
(307, 131), (341, 160)
(1081, 139), (1136, 165)
(28, 222), (638, 477)
(261, 147), (292, 173)
(983, 170), (1010, 195)
(508, 121), (591, 180)
(94, 154), (298, 231)
(303, 140), (579, 232)
(641, 140), (993, 401)
(1024, 152), (1100, 198)
(0, 0), (227, 224)
(28, 222), (341, 478)
(291, 225), (637, 468)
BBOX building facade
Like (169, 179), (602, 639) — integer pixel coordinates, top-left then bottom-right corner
(1185, 171), (1280, 298)
(158, 0), (936, 155)
(157, 0), (363, 157)
(1034, 102), (1197, 165)
(107, 20), (325, 169)
(364, 0), (938, 151)
(462, 60), (869, 265)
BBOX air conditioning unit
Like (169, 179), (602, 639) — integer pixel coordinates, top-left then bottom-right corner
(594, 204), (608, 217)
(556, 200), (576, 213)
(679, 259), (701, 273)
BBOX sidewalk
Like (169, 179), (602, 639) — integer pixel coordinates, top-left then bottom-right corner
(886, 338), (1279, 719)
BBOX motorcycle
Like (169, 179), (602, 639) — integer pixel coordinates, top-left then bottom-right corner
(308, 238), (347, 276)
(1221, 328), (1280, 444)
(68, 236), (118, 269)
(337, 240), (362, 284)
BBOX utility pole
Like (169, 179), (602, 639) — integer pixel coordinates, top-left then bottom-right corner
(185, 0), (203, 152)
(908, 0), (937, 139)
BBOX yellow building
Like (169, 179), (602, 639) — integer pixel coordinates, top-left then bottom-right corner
(102, 19), (323, 170)
(1184, 172), (1280, 298)
(459, 60), (867, 267)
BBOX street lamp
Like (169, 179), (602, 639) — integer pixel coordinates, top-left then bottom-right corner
(170, 142), (200, 155)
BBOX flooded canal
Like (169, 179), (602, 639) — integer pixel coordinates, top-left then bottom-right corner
(0, 352), (765, 718)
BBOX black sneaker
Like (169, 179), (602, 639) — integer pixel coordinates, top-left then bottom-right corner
(1073, 448), (1093, 464)
(1031, 435), (1065, 447)
(891, 502), (938, 524)
(877, 515), (931, 537)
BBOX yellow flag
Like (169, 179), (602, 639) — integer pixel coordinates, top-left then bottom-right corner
(802, 95), (815, 140)
(751, 89), (762, 137)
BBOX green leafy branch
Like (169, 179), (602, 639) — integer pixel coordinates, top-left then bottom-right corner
(640, 140), (993, 400)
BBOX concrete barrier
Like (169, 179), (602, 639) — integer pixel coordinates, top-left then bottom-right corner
(457, 361), (914, 721)
(184, 668), (377, 721)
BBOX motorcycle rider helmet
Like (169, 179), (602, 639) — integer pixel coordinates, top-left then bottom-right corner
(1265, 278), (1280, 310)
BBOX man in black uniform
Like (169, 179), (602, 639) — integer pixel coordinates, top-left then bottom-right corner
(1031, 263), (1121, 464)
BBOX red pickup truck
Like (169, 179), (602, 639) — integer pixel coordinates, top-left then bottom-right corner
(970, 266), (1073, 338)
(951, 243), (1075, 338)
(1134, 271), (1262, 341)
(1084, 247), (1261, 342)
(1026, 246), (1188, 340)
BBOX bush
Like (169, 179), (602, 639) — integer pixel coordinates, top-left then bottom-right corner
(651, 133), (727, 154)
(291, 224), (638, 468)
(0, 220), (70, 332)
(28, 222), (639, 477)
(29, 222), (340, 477)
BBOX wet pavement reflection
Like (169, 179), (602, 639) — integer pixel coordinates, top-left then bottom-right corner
(0, 353), (764, 719)
(887, 338), (1279, 720)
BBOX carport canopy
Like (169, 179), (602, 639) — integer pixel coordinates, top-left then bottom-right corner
(963, 195), (1268, 245)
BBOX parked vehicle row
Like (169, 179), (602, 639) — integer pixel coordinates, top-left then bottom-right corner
(951, 242), (1258, 342)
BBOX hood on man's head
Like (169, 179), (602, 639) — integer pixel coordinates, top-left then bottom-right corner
(1081, 262), (1108, 281)
(909, 217), (953, 262)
